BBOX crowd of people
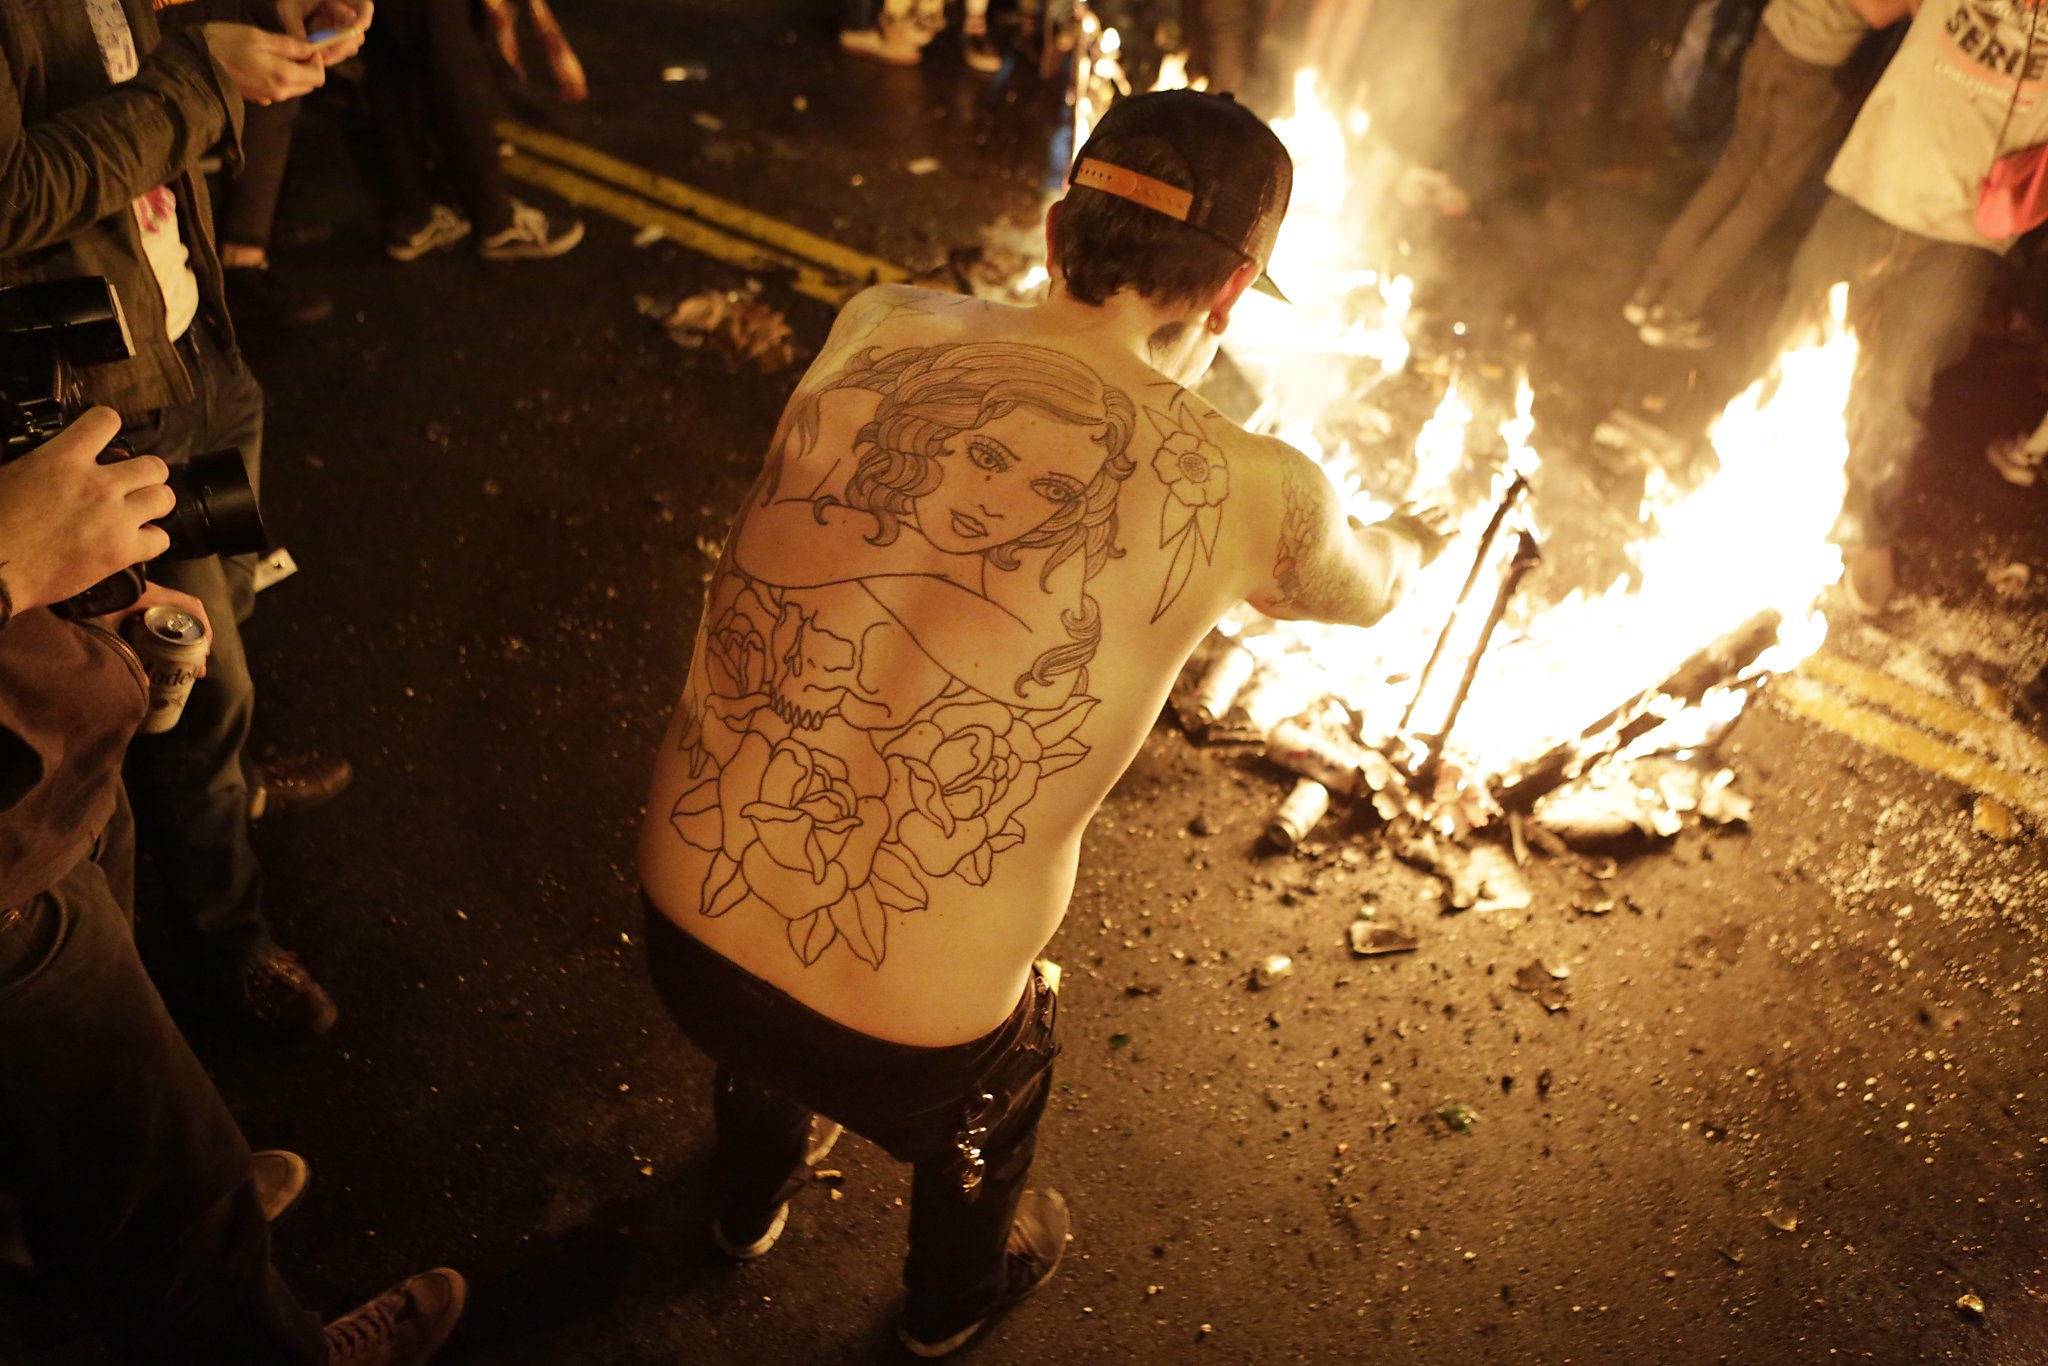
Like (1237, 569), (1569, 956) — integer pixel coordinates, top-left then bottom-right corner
(1, 0), (2042, 1362)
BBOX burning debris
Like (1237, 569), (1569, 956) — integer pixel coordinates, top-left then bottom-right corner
(1121, 49), (1862, 869)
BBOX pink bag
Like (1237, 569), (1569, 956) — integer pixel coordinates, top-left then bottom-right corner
(1977, 1), (2047, 239)
(1977, 142), (2048, 240)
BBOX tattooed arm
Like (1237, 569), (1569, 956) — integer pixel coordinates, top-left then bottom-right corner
(1246, 445), (1440, 629)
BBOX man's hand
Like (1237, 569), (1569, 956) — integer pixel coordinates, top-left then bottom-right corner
(88, 582), (212, 678)
(274, 0), (373, 64)
(0, 409), (174, 617)
(202, 24), (325, 104)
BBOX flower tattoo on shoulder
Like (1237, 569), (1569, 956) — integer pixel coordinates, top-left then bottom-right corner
(1145, 395), (1231, 621)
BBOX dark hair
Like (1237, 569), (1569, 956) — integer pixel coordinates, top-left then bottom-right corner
(1055, 135), (1252, 311)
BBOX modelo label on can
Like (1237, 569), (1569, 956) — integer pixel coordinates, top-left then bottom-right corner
(124, 606), (207, 735)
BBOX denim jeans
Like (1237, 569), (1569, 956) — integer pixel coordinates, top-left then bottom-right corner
(1770, 194), (2000, 546)
(120, 323), (273, 972)
(642, 901), (1060, 1337)
(0, 795), (325, 1363)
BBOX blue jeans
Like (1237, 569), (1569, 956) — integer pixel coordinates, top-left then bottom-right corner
(120, 322), (273, 972)
(0, 795), (324, 1362)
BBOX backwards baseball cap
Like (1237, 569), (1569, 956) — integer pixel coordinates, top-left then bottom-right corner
(1068, 89), (1294, 301)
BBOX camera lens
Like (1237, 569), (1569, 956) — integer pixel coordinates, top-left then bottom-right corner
(158, 447), (268, 559)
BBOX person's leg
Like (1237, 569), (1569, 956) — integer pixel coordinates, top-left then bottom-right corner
(220, 100), (301, 258)
(124, 333), (268, 975)
(364, 12), (441, 239)
(421, 0), (516, 238)
(900, 1060), (1054, 1337)
(1654, 42), (1846, 320)
(0, 842), (325, 1362)
(1636, 30), (1793, 309)
(1840, 237), (1999, 546)
(707, 1068), (817, 1243)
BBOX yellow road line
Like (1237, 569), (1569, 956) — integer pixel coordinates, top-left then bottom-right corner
(1774, 677), (2048, 816)
(497, 120), (909, 293)
(500, 152), (849, 304)
(1801, 652), (2048, 776)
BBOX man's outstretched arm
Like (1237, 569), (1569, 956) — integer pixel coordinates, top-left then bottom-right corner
(1244, 445), (1444, 629)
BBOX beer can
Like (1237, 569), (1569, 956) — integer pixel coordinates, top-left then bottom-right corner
(1266, 721), (1365, 796)
(1264, 777), (1331, 851)
(1187, 643), (1256, 728)
(123, 606), (207, 734)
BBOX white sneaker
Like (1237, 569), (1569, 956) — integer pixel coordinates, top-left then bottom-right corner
(386, 204), (471, 261)
(840, 27), (924, 64)
(478, 200), (585, 260)
(709, 1119), (845, 1260)
(1987, 432), (2045, 487)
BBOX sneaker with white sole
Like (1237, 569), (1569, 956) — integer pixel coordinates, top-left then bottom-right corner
(323, 1268), (466, 1366)
(478, 200), (585, 260)
(387, 204), (471, 262)
(898, 1188), (1069, 1358)
(252, 1150), (309, 1224)
(1987, 432), (2046, 486)
(840, 27), (924, 64)
(1621, 289), (1654, 327)
(1637, 308), (1715, 351)
(710, 1118), (845, 1259)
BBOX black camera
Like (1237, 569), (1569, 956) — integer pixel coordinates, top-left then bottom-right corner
(0, 278), (267, 618)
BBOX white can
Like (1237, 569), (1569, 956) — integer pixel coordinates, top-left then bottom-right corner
(123, 606), (207, 734)
(1264, 778), (1331, 850)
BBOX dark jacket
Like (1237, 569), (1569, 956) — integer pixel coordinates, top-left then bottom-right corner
(0, 0), (271, 416)
(0, 609), (146, 905)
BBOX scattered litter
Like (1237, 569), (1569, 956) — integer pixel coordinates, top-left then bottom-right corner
(813, 1169), (843, 1181)
(906, 156), (941, 176)
(654, 288), (796, 372)
(1188, 813), (1216, 837)
(1512, 960), (1571, 1013)
(1123, 982), (1161, 997)
(792, 94), (808, 111)
(1456, 845), (1532, 912)
(1250, 954), (1294, 989)
(1955, 1292), (1986, 1317)
(1986, 561), (2031, 599)
(1536, 1068), (1552, 1097)
(660, 63), (709, 82)
(1348, 921), (1419, 957)
(1109, 1033), (1131, 1049)
(1972, 795), (2021, 843)
(631, 224), (667, 248)
(1718, 1247), (1745, 1266)
(1965, 675), (2012, 719)
(1762, 1207), (1798, 1233)
(689, 110), (725, 132)
(1438, 1102), (1480, 1133)
(1265, 778), (1330, 851)
(1696, 769), (1752, 825)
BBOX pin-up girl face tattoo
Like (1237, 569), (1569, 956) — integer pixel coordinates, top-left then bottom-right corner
(837, 342), (1137, 590)
(920, 406), (1105, 555)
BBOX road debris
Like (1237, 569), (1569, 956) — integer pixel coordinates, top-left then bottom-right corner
(1250, 954), (1295, 989)
(1265, 778), (1330, 851)
(1762, 1207), (1798, 1233)
(1438, 1102), (1480, 1134)
(631, 224), (667, 248)
(1512, 960), (1571, 1013)
(1348, 921), (1419, 957)
(906, 156), (941, 175)
(643, 288), (795, 372)
(1972, 795), (2021, 842)
(1955, 1292), (1986, 1317)
(1986, 561), (2031, 599)
(660, 63), (708, 81)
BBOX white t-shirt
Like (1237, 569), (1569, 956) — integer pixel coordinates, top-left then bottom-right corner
(1828, 0), (2048, 253)
(81, 0), (200, 341)
(1761, 0), (1870, 69)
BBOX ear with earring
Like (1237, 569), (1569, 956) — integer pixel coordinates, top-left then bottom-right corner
(1205, 312), (1227, 334)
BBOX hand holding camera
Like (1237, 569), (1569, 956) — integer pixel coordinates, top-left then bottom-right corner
(0, 407), (174, 617)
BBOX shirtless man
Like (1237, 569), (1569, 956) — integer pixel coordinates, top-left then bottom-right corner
(639, 90), (1444, 1359)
